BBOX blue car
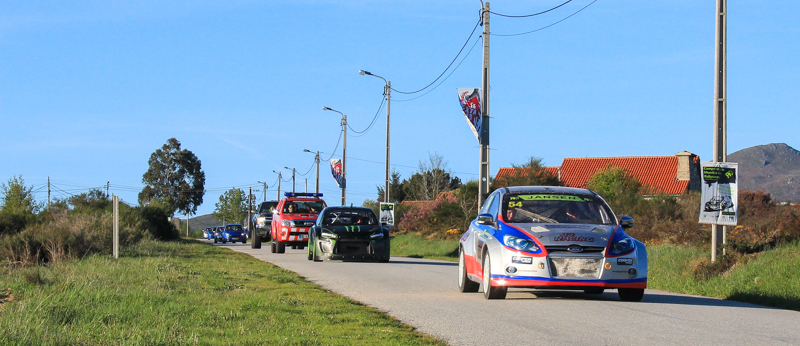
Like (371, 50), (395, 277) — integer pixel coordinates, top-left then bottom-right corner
(214, 224), (247, 244)
(203, 227), (215, 240)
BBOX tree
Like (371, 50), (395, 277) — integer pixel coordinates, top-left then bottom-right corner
(402, 153), (461, 201)
(489, 157), (560, 191)
(0, 175), (40, 235)
(213, 188), (247, 225)
(376, 170), (406, 203)
(138, 138), (205, 216)
(586, 165), (648, 215)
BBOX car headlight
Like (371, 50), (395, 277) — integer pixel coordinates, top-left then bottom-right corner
(503, 235), (539, 252)
(321, 231), (338, 239)
(281, 220), (294, 227)
(610, 237), (635, 255)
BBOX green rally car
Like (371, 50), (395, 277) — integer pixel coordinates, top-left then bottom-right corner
(307, 206), (390, 262)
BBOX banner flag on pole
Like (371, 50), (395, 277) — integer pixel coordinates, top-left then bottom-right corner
(457, 88), (482, 142)
(330, 159), (345, 188)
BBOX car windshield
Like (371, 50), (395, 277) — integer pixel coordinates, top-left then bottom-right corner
(322, 209), (378, 226)
(502, 193), (615, 225)
(258, 202), (279, 214)
(226, 225), (243, 231)
(283, 200), (326, 214)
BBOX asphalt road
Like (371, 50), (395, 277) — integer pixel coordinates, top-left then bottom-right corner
(210, 240), (800, 346)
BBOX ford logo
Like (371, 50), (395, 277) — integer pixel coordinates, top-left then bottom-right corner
(567, 245), (584, 253)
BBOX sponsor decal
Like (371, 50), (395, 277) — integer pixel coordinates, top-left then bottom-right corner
(604, 262), (612, 270)
(553, 233), (595, 242)
(617, 258), (633, 265)
(512, 256), (533, 264)
(510, 194), (589, 202)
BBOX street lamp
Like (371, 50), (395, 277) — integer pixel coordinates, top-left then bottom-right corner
(272, 170), (282, 200)
(304, 149), (320, 194)
(323, 106), (347, 206)
(359, 69), (391, 204)
(283, 166), (296, 193)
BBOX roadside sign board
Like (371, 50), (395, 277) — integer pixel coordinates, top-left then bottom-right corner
(379, 203), (395, 227)
(699, 162), (738, 226)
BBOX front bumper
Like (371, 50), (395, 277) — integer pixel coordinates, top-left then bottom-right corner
(314, 237), (390, 261)
(486, 245), (647, 290)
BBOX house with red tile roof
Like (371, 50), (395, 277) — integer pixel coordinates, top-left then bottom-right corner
(494, 151), (701, 195)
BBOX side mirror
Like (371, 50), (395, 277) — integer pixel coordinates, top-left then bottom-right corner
(620, 216), (634, 229)
(476, 213), (495, 226)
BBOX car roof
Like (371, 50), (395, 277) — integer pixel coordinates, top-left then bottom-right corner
(500, 186), (599, 196)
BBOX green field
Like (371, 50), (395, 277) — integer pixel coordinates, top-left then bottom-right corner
(0, 240), (445, 345)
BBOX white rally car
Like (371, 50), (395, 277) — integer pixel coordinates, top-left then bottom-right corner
(458, 186), (647, 301)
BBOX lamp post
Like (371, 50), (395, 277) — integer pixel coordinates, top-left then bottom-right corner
(272, 170), (282, 200)
(257, 181), (268, 202)
(284, 166), (296, 193)
(359, 70), (391, 204)
(304, 149), (320, 193)
(323, 106), (347, 206)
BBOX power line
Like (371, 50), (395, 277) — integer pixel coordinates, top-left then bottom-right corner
(394, 34), (482, 103)
(391, 17), (482, 95)
(492, 0), (598, 37)
(488, 0), (573, 18)
(348, 94), (386, 135)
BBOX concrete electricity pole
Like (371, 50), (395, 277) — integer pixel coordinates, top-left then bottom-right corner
(284, 167), (296, 193)
(273, 171), (282, 200)
(304, 149), (320, 193)
(711, 0), (727, 262)
(47, 176), (51, 208)
(359, 70), (391, 203)
(478, 2), (491, 207)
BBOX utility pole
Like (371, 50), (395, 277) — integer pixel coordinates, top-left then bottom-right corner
(273, 171), (282, 200)
(106, 181), (110, 199)
(385, 81), (391, 203)
(113, 195), (119, 259)
(315, 151), (320, 193)
(284, 167), (296, 193)
(342, 112), (347, 206)
(47, 176), (51, 208)
(478, 2), (491, 207)
(263, 182), (267, 202)
(711, 0), (727, 262)
(305, 178), (308, 193)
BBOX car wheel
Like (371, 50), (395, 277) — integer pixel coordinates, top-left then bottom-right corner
(297, 245), (304, 250)
(214, 238), (218, 244)
(270, 240), (276, 253)
(482, 253), (507, 300)
(618, 288), (644, 302)
(222, 240), (226, 244)
(291, 245), (297, 250)
(584, 288), (605, 295)
(276, 241), (286, 253)
(459, 248), (480, 293)
(243, 239), (247, 244)
(378, 257), (390, 263)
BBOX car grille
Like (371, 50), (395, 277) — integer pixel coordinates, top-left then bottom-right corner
(293, 221), (315, 227)
(336, 240), (371, 255)
(545, 245), (605, 254)
(548, 257), (603, 278)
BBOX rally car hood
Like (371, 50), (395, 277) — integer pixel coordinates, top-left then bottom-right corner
(510, 222), (617, 247)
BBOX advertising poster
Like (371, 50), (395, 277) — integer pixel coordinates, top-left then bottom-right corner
(698, 162), (738, 226)
(379, 202), (395, 226)
(330, 159), (344, 188)
(457, 88), (482, 142)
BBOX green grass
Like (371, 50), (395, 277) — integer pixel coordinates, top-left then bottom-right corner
(0, 239), (445, 345)
(648, 241), (800, 311)
(391, 233), (458, 262)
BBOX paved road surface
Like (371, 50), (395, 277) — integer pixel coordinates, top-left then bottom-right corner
(211, 240), (800, 346)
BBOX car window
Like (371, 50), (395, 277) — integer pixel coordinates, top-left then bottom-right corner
(487, 193), (501, 218)
(226, 225), (243, 231)
(322, 210), (378, 226)
(480, 193), (496, 215)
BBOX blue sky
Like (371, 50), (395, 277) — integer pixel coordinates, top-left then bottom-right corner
(2, 1), (798, 218)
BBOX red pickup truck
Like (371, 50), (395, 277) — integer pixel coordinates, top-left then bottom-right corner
(270, 192), (327, 253)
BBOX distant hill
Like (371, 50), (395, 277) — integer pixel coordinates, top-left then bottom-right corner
(189, 214), (225, 231)
(728, 143), (800, 202)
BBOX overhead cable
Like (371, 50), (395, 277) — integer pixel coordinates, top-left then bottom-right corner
(488, 0), (573, 18)
(492, 0), (598, 37)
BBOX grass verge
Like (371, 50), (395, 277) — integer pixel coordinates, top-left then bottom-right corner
(648, 241), (800, 311)
(0, 239), (445, 345)
(391, 233), (458, 262)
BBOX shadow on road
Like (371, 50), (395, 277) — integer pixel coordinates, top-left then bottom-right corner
(503, 289), (782, 310)
(386, 260), (458, 267)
